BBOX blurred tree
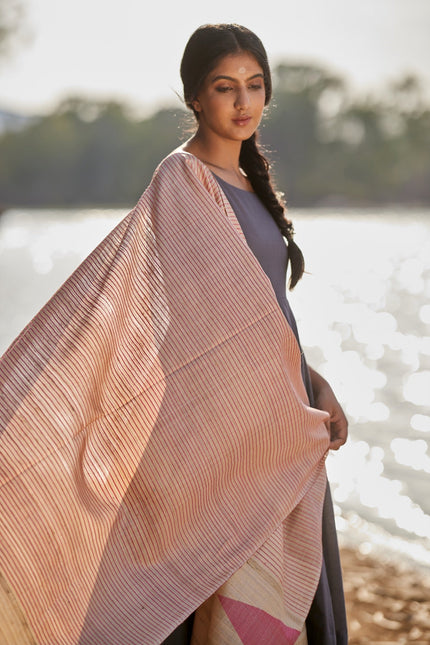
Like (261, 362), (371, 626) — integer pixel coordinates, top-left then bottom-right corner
(262, 63), (348, 205)
(0, 63), (429, 208)
(385, 75), (430, 203)
(327, 74), (430, 204)
(0, 97), (184, 206)
(262, 64), (430, 206)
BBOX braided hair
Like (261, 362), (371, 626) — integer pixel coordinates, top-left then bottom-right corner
(240, 134), (304, 289)
(181, 23), (305, 289)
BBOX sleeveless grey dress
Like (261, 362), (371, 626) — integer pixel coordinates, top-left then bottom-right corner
(163, 176), (348, 645)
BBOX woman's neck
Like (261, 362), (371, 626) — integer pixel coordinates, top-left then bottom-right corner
(182, 135), (252, 191)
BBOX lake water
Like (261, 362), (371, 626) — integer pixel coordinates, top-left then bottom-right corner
(1, 206), (430, 571)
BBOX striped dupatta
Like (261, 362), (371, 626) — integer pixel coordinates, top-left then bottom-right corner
(0, 151), (330, 644)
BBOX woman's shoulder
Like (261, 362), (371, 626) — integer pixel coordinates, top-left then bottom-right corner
(154, 147), (207, 179)
(135, 147), (220, 211)
(143, 147), (220, 203)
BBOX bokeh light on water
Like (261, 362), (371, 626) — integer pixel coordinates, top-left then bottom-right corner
(0, 209), (125, 347)
(289, 209), (430, 568)
(1, 207), (430, 568)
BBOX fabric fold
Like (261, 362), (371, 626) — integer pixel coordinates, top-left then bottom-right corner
(0, 151), (330, 644)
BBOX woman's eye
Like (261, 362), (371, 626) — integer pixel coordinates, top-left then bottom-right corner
(249, 84), (263, 91)
(215, 86), (233, 93)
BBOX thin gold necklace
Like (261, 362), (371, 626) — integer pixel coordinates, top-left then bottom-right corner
(199, 159), (246, 183)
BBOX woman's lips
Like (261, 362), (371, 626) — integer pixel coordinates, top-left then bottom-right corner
(232, 116), (251, 126)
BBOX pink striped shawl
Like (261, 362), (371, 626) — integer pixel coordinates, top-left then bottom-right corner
(0, 150), (330, 644)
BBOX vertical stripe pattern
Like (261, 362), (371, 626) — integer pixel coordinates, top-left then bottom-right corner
(0, 151), (330, 644)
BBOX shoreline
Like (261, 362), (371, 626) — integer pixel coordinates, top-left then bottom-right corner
(340, 546), (430, 644)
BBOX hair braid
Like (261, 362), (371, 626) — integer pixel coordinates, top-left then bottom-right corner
(239, 134), (305, 289)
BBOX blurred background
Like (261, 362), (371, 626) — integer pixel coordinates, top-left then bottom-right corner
(1, 0), (430, 640)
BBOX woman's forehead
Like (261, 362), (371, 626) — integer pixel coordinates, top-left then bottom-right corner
(209, 52), (263, 79)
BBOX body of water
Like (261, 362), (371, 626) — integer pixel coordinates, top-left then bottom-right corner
(1, 206), (430, 570)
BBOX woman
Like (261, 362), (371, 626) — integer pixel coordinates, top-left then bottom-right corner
(0, 24), (347, 645)
(166, 24), (348, 645)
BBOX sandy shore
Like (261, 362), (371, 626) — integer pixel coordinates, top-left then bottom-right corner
(340, 547), (430, 644)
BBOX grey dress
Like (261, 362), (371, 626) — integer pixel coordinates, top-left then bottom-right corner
(163, 176), (348, 645)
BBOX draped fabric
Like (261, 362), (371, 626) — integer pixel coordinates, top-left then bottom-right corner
(0, 151), (330, 644)
(209, 173), (348, 645)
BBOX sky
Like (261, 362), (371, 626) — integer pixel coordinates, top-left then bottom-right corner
(1, 0), (430, 116)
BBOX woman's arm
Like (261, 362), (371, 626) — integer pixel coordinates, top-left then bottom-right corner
(308, 366), (348, 451)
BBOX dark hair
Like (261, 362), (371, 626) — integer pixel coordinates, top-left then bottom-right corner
(180, 23), (304, 289)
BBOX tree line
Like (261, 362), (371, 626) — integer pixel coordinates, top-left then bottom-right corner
(1, 62), (429, 209)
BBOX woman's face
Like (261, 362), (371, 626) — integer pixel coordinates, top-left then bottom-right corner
(191, 51), (266, 144)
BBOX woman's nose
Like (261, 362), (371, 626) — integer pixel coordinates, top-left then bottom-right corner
(234, 87), (250, 111)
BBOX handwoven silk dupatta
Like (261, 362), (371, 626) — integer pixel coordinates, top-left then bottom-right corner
(0, 151), (330, 645)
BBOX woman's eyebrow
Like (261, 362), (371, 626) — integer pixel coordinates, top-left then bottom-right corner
(211, 72), (264, 83)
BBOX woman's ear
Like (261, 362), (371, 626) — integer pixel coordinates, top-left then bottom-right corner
(192, 98), (201, 113)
